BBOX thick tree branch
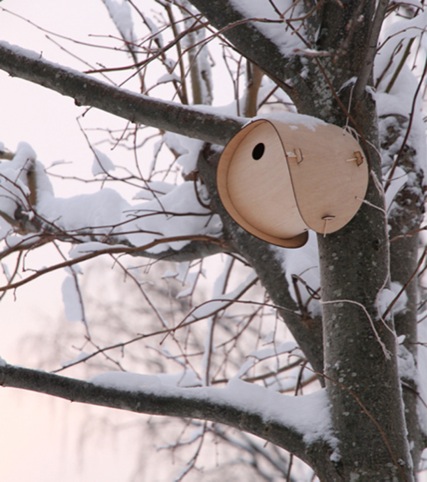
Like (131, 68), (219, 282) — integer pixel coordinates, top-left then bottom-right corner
(0, 42), (244, 145)
(353, 0), (389, 100)
(0, 363), (336, 478)
(310, 4), (418, 479)
(187, 0), (315, 113)
(381, 112), (425, 465)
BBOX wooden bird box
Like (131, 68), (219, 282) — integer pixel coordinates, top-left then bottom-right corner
(217, 117), (369, 248)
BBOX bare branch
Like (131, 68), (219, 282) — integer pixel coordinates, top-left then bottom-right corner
(353, 0), (389, 100)
(0, 42), (244, 145)
(0, 234), (229, 293)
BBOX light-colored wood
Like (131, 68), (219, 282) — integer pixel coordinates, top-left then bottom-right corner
(217, 117), (369, 248)
(217, 120), (308, 248)
(276, 120), (369, 234)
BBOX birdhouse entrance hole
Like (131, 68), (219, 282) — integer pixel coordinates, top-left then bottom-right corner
(252, 143), (265, 160)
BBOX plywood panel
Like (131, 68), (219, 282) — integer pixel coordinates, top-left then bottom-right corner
(277, 121), (368, 234)
(217, 120), (308, 247)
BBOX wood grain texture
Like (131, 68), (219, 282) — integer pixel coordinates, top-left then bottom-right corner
(217, 118), (368, 247)
(217, 120), (308, 248)
(281, 121), (368, 234)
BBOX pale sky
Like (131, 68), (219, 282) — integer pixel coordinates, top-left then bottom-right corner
(0, 2), (159, 480)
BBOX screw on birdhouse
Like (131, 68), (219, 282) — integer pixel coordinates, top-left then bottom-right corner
(321, 215), (335, 237)
(346, 151), (364, 166)
(287, 148), (304, 164)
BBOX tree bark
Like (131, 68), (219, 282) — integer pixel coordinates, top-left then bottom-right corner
(187, 0), (316, 113)
(0, 42), (243, 145)
(387, 116), (425, 467)
(0, 2), (425, 480)
(307, 2), (415, 479)
(0, 363), (338, 479)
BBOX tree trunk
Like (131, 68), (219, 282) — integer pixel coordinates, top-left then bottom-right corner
(292, 2), (417, 478)
(317, 83), (414, 482)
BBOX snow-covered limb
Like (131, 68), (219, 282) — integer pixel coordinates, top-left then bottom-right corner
(182, 0), (213, 106)
(374, 17), (427, 460)
(187, 0), (315, 113)
(102, 0), (136, 45)
(0, 362), (338, 477)
(0, 42), (244, 146)
(0, 234), (228, 293)
(0, 143), (231, 271)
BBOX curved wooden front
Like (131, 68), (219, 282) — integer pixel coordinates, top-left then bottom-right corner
(217, 120), (308, 248)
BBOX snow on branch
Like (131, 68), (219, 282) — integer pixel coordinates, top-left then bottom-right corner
(187, 0), (315, 112)
(227, 0), (306, 57)
(0, 41), (244, 145)
(0, 362), (337, 469)
(0, 235), (226, 293)
(0, 143), (229, 281)
(375, 12), (427, 233)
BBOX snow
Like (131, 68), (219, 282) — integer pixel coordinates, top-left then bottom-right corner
(38, 188), (127, 235)
(375, 12), (427, 179)
(102, 0), (135, 44)
(0, 161), (222, 254)
(0, 142), (37, 219)
(274, 232), (321, 317)
(61, 274), (83, 322)
(143, 13), (163, 48)
(229, 0), (306, 57)
(0, 40), (41, 60)
(377, 10), (427, 82)
(92, 148), (115, 176)
(133, 181), (174, 201)
(12, 173), (222, 256)
(397, 343), (417, 382)
(385, 166), (409, 212)
(157, 73), (181, 85)
(163, 132), (204, 175)
(376, 282), (408, 319)
(92, 369), (201, 390)
(124, 182), (222, 253)
(92, 371), (335, 446)
(257, 111), (326, 132)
